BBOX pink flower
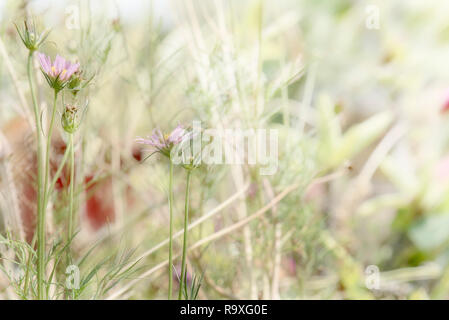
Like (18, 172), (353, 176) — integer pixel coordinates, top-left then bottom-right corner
(37, 52), (80, 91)
(167, 125), (186, 145)
(136, 125), (187, 158)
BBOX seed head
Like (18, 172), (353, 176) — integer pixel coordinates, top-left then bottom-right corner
(61, 104), (80, 133)
(14, 19), (50, 52)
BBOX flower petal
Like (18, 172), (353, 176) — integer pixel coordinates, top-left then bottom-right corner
(168, 125), (185, 144)
(65, 62), (80, 80)
(37, 52), (51, 74)
(53, 54), (66, 77)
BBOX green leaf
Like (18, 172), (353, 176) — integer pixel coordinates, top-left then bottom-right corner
(330, 111), (393, 168)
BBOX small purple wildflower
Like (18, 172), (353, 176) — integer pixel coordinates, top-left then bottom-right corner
(136, 125), (187, 159)
(37, 52), (80, 92)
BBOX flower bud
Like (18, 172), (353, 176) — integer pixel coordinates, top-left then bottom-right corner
(14, 19), (50, 52)
(61, 104), (79, 133)
(67, 70), (95, 96)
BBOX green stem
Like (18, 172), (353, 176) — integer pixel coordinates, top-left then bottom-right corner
(43, 90), (59, 209)
(23, 231), (37, 298)
(39, 89), (58, 299)
(27, 51), (44, 300)
(178, 170), (191, 300)
(46, 141), (71, 200)
(168, 160), (174, 300)
(66, 134), (75, 300)
(68, 133), (75, 250)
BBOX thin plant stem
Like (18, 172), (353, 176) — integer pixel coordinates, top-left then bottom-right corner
(43, 90), (59, 209)
(46, 141), (71, 200)
(39, 89), (58, 299)
(68, 133), (75, 255)
(106, 180), (301, 300)
(23, 232), (37, 298)
(168, 160), (174, 300)
(27, 51), (45, 300)
(118, 183), (250, 272)
(178, 169), (191, 300)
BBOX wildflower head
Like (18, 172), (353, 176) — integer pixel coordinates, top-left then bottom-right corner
(136, 125), (187, 159)
(180, 154), (201, 171)
(61, 104), (79, 133)
(14, 20), (50, 52)
(38, 52), (80, 92)
(60, 91), (89, 133)
(171, 129), (202, 171)
(67, 70), (95, 96)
